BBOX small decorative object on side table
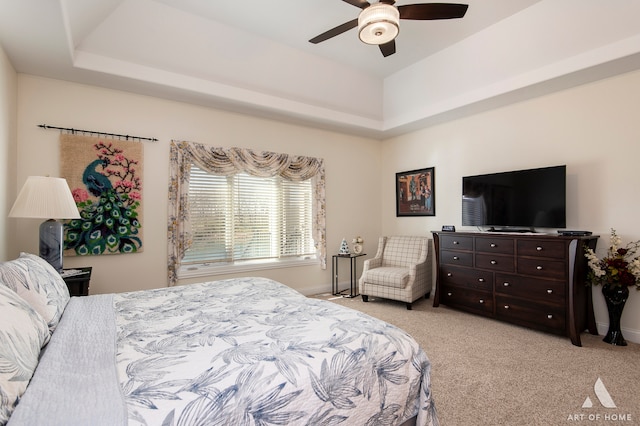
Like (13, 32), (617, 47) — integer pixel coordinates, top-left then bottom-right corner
(338, 238), (350, 255)
(61, 267), (92, 296)
(352, 235), (364, 254)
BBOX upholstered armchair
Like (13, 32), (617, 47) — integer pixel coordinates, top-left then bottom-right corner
(358, 236), (432, 310)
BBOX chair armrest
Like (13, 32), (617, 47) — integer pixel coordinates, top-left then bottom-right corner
(411, 239), (431, 267)
(362, 257), (382, 272)
(403, 240), (432, 280)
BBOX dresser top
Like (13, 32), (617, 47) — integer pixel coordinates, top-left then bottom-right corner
(431, 230), (599, 240)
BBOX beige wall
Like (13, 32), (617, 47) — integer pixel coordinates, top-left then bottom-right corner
(13, 75), (382, 296)
(0, 45), (17, 260)
(381, 69), (640, 343)
(10, 68), (640, 343)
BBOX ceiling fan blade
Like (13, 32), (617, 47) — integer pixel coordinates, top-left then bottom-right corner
(309, 19), (358, 44)
(379, 0), (397, 4)
(379, 40), (396, 57)
(342, 0), (370, 9)
(398, 3), (468, 20)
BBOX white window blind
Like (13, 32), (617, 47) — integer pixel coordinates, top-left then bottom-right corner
(183, 164), (315, 265)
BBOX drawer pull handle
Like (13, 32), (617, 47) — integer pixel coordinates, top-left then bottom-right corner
(490, 243), (497, 248)
(547, 314), (553, 319)
(536, 246), (543, 251)
(478, 278), (485, 283)
(453, 241), (459, 245)
(447, 272), (452, 277)
(453, 256), (459, 260)
(447, 292), (452, 296)
(503, 282), (510, 287)
(479, 299), (484, 304)
(490, 260), (497, 265)
(547, 289), (553, 294)
(504, 305), (510, 309)
(536, 265), (543, 270)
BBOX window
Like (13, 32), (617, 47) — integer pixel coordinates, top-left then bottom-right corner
(167, 141), (326, 286)
(182, 164), (316, 266)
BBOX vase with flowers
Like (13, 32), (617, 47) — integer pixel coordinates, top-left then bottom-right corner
(352, 236), (364, 254)
(585, 229), (640, 346)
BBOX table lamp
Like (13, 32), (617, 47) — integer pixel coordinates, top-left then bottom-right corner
(9, 176), (81, 271)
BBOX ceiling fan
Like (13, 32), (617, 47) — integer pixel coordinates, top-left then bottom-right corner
(309, 1), (468, 57)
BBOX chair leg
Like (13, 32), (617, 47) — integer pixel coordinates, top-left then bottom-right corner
(406, 302), (412, 310)
(362, 295), (369, 302)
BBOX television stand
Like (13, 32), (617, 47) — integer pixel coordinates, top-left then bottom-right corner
(431, 231), (599, 346)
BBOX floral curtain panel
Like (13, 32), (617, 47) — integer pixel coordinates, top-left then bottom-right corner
(167, 141), (326, 286)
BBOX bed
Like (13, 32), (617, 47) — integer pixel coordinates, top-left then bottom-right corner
(0, 253), (438, 426)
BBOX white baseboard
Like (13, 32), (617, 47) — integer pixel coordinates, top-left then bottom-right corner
(298, 281), (353, 297)
(596, 321), (640, 344)
(298, 285), (329, 296)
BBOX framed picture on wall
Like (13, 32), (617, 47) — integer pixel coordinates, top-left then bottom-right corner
(396, 167), (435, 217)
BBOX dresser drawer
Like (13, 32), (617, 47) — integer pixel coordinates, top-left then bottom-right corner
(441, 265), (492, 291)
(495, 273), (565, 306)
(496, 295), (565, 334)
(441, 250), (473, 267)
(475, 253), (515, 272)
(441, 284), (493, 315)
(439, 235), (473, 251)
(475, 237), (514, 255)
(517, 239), (566, 259)
(517, 257), (566, 280)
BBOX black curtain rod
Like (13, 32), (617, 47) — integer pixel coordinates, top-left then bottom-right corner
(38, 124), (158, 142)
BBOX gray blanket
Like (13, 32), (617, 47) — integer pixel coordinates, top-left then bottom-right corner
(8, 295), (127, 426)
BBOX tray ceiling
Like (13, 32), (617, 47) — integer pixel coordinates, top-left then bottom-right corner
(2, 0), (640, 138)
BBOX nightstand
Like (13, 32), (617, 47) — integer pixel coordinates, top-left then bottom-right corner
(61, 267), (92, 296)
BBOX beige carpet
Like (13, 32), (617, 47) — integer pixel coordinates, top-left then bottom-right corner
(312, 293), (640, 426)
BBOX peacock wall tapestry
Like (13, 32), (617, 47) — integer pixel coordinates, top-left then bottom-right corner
(60, 133), (144, 256)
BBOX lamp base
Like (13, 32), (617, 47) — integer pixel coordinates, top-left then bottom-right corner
(39, 219), (63, 272)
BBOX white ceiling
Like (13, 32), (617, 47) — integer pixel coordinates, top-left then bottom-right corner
(148, 0), (537, 78)
(2, 0), (640, 138)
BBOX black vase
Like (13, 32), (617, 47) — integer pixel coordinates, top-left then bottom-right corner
(602, 284), (629, 346)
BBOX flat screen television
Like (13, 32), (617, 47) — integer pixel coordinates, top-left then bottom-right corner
(462, 165), (566, 230)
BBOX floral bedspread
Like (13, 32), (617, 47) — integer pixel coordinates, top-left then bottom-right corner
(114, 277), (438, 426)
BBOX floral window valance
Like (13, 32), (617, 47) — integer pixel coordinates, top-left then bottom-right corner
(167, 141), (326, 286)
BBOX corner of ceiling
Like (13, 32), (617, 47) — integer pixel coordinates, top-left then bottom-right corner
(381, 1), (640, 137)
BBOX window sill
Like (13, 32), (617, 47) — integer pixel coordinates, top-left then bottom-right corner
(178, 256), (319, 279)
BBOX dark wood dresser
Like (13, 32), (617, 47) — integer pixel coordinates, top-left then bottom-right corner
(432, 231), (598, 346)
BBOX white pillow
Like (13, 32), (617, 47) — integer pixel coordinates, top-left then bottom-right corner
(0, 253), (70, 334)
(0, 284), (50, 424)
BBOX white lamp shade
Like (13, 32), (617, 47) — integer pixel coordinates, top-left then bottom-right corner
(9, 176), (81, 219)
(358, 3), (400, 45)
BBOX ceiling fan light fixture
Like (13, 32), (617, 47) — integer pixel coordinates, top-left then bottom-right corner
(358, 3), (400, 45)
